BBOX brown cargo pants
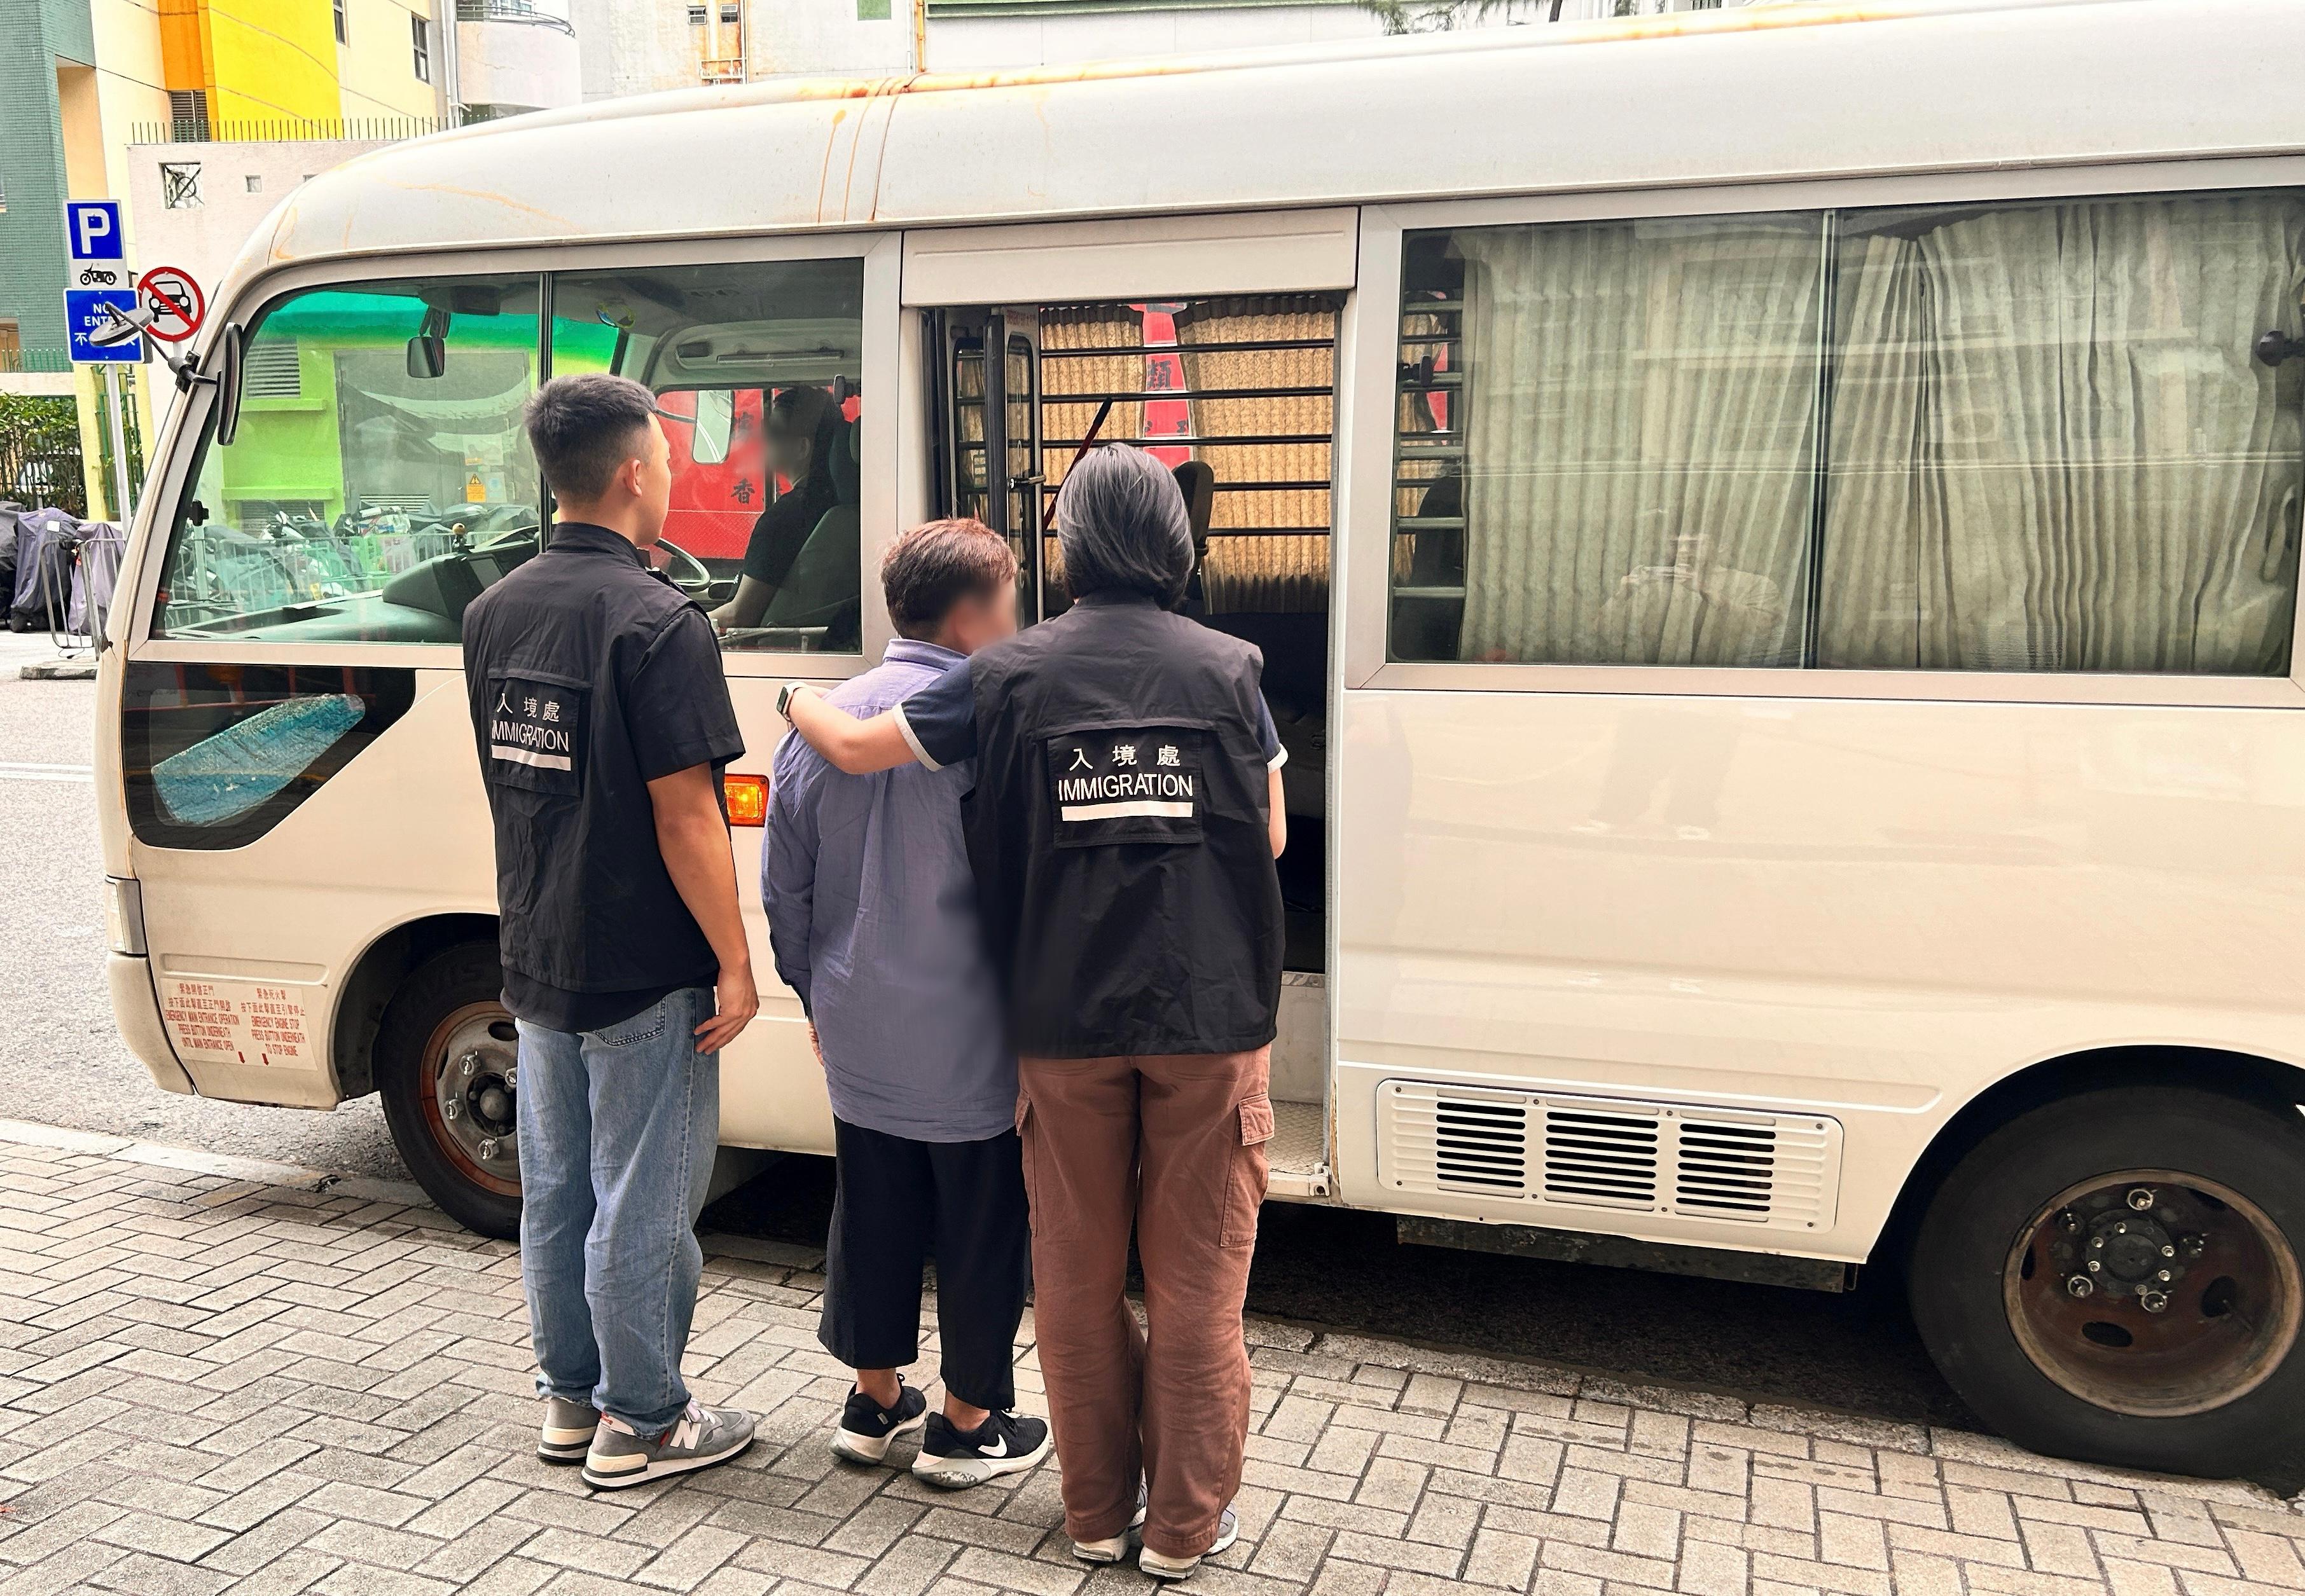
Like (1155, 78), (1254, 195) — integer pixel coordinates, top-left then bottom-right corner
(1015, 1047), (1273, 1562)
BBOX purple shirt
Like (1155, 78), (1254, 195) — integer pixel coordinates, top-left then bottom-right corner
(762, 639), (1012, 1142)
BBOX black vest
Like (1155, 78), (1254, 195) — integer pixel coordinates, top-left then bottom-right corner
(964, 592), (1284, 1059)
(461, 525), (731, 998)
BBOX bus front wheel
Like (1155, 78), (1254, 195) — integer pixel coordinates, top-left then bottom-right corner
(377, 942), (522, 1240)
(1908, 1085), (2303, 1478)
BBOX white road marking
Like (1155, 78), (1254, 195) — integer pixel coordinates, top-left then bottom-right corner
(0, 762), (93, 783)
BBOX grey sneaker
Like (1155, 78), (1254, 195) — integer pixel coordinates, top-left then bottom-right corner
(1139, 1504), (1239, 1581)
(536, 1394), (599, 1465)
(1072, 1483), (1149, 1564)
(582, 1400), (756, 1489)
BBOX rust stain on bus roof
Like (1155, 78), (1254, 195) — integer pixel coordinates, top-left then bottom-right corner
(815, 106), (850, 224)
(377, 178), (576, 231)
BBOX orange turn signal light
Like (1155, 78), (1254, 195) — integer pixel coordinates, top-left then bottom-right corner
(724, 773), (768, 827)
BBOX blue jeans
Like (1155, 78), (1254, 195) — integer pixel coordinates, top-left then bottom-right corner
(516, 986), (719, 1433)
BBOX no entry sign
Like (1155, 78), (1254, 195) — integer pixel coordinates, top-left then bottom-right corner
(137, 266), (206, 343)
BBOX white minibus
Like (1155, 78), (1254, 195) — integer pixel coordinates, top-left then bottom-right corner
(96, 0), (2305, 1476)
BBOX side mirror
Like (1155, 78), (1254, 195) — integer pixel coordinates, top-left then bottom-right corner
(406, 332), (446, 380)
(214, 322), (246, 446)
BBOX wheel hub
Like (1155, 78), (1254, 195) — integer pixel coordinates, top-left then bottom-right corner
(2005, 1169), (2301, 1417)
(2051, 1190), (2189, 1306)
(420, 1003), (521, 1197)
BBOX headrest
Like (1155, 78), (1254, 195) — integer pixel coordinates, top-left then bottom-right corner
(1171, 460), (1214, 550)
(829, 418), (861, 506)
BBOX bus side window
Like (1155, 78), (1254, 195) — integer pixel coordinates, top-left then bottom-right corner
(548, 259), (867, 654)
(155, 275), (544, 645)
(1397, 188), (2305, 678)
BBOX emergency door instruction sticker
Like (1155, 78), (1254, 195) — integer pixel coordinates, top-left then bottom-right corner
(1049, 727), (1205, 846)
(486, 675), (585, 794)
(158, 977), (314, 1068)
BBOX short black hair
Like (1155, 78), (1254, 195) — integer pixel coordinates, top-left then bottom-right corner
(525, 373), (658, 503)
(881, 519), (1017, 640)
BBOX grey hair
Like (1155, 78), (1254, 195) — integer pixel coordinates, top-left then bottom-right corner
(1054, 443), (1193, 606)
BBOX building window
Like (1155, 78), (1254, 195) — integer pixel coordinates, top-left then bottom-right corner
(721, 3), (740, 19)
(333, 0), (348, 43)
(237, 338), (303, 401)
(1392, 188), (2305, 677)
(688, 4), (707, 22)
(412, 16), (432, 82)
(160, 162), (204, 210)
(245, 174), (263, 194)
(167, 88), (210, 142)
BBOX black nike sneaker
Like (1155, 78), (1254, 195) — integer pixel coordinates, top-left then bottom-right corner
(910, 1408), (1053, 1489)
(830, 1382), (928, 1465)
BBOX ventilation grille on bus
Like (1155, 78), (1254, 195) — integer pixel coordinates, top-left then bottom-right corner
(1376, 1081), (1840, 1230)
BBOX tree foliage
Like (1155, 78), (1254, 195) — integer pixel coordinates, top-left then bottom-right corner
(0, 395), (88, 517)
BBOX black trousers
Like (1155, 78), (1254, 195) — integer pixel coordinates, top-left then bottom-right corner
(819, 1118), (1032, 1412)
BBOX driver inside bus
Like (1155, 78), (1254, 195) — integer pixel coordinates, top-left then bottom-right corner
(777, 444), (1289, 1583)
(708, 386), (848, 633)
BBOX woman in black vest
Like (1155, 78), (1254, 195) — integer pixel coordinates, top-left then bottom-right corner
(780, 445), (1287, 1581)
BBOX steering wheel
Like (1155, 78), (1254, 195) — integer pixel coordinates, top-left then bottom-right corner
(655, 537), (714, 598)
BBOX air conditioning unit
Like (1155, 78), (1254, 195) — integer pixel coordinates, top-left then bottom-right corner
(1376, 1080), (1841, 1230)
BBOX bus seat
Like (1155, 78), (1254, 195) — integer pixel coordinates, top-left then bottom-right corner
(759, 418), (861, 649)
(1172, 460), (1214, 555)
(1172, 460), (1215, 617)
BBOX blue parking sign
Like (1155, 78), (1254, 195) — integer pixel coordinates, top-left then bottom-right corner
(66, 200), (124, 263)
(65, 289), (143, 364)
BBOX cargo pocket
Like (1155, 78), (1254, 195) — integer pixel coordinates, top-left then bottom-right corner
(1014, 1094), (1038, 1237)
(1219, 1092), (1275, 1249)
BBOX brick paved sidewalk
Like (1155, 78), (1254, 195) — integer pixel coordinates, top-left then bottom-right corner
(1, 1120), (2297, 1596)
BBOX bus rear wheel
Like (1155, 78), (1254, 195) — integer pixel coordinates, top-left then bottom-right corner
(1908, 1085), (2304, 1478)
(377, 942), (522, 1240)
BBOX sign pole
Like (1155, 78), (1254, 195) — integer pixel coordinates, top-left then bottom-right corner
(101, 361), (133, 526)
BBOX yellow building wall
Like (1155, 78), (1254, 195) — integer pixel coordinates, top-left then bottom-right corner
(162, 1), (344, 129)
(338, 0), (446, 123)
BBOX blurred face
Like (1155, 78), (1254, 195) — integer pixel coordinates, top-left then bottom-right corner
(765, 420), (812, 483)
(940, 584), (1020, 656)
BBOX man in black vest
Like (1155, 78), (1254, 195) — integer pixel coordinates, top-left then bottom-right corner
(780, 444), (1287, 1581)
(464, 373), (759, 1490)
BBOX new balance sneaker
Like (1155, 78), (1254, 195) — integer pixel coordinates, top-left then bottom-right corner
(1071, 1485), (1149, 1564)
(581, 1401), (755, 1490)
(536, 1395), (599, 1466)
(830, 1382), (928, 1465)
(1139, 1504), (1239, 1581)
(910, 1408), (1053, 1490)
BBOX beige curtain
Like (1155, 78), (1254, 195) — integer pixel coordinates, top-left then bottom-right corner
(1175, 296), (1338, 614)
(1037, 305), (1146, 596)
(1821, 193), (2305, 674)
(1456, 217), (1823, 665)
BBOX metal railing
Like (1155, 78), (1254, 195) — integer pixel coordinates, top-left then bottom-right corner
(131, 115), (455, 146)
(0, 348), (73, 375)
(36, 525), (125, 657)
(456, 0), (578, 32)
